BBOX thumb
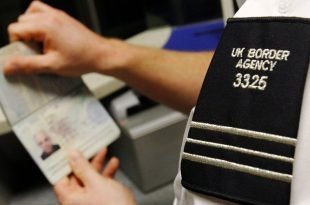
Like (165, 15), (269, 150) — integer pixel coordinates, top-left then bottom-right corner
(69, 150), (99, 187)
(4, 55), (53, 75)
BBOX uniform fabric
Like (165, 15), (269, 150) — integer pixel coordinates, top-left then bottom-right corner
(181, 17), (310, 205)
(173, 0), (310, 205)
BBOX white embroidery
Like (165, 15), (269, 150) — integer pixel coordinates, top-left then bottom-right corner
(186, 138), (294, 163)
(233, 73), (268, 90)
(235, 59), (277, 71)
(231, 47), (291, 90)
(231, 47), (245, 58)
(247, 48), (290, 61)
(190, 121), (296, 146)
(182, 152), (292, 183)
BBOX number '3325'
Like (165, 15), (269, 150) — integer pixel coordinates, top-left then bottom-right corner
(233, 73), (268, 91)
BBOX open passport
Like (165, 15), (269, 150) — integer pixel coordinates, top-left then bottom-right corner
(0, 42), (120, 184)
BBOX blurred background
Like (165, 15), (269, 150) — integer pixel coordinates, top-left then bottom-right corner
(0, 1), (239, 205)
(0, 0), (225, 46)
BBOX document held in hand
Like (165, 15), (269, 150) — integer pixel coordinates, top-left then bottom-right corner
(0, 42), (120, 184)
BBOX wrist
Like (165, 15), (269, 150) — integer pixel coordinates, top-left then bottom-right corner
(93, 38), (138, 77)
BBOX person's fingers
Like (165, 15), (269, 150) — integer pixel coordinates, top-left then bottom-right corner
(69, 175), (82, 187)
(103, 157), (120, 178)
(8, 21), (45, 42)
(18, 13), (42, 23)
(54, 176), (84, 205)
(91, 148), (108, 172)
(4, 55), (54, 75)
(69, 150), (99, 187)
(54, 177), (70, 195)
(25, 1), (53, 14)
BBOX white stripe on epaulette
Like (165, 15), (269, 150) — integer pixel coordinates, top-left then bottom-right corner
(186, 138), (294, 163)
(182, 152), (292, 183)
(191, 121), (296, 146)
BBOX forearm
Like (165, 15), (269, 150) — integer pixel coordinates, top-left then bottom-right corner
(96, 39), (214, 114)
(5, 0), (213, 114)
